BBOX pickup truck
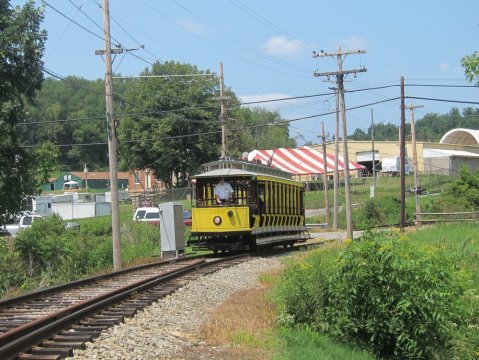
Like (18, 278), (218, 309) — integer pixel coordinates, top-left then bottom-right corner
(4, 214), (45, 237)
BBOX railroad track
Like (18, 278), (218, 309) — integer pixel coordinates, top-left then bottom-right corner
(0, 254), (249, 360)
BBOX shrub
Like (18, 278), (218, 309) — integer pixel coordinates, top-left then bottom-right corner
(322, 232), (462, 359)
(273, 246), (341, 327)
(355, 196), (414, 229)
(447, 166), (479, 209)
(14, 214), (74, 276)
(274, 232), (463, 359)
(0, 238), (28, 297)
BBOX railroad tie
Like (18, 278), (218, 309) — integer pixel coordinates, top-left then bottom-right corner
(31, 346), (73, 357)
(42, 340), (86, 350)
(18, 354), (61, 360)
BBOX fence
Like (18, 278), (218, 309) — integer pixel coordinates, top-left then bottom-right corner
(305, 172), (455, 194)
(130, 187), (192, 209)
(418, 211), (478, 225)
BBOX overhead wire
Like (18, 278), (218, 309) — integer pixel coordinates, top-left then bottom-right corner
(18, 90), (479, 149)
(157, 0), (310, 79)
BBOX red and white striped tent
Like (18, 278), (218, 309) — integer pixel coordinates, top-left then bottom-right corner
(248, 146), (366, 177)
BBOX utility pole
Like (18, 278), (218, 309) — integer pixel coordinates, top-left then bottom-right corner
(400, 76), (406, 231)
(313, 48), (367, 239)
(406, 103), (424, 228)
(219, 63), (227, 158)
(321, 121), (330, 226)
(371, 108), (376, 191)
(324, 82), (340, 230)
(333, 87), (339, 231)
(100, 0), (121, 271)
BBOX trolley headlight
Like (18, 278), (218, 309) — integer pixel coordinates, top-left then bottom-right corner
(213, 216), (222, 225)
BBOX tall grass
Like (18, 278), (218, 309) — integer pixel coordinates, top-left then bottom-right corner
(275, 326), (375, 360)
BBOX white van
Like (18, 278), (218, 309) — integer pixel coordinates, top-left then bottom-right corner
(133, 207), (160, 226)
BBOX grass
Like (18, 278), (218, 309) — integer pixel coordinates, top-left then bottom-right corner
(197, 223), (479, 358)
(199, 267), (375, 359)
(275, 327), (375, 360)
(305, 173), (452, 210)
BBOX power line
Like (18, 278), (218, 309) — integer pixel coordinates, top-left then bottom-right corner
(406, 96), (479, 105)
(21, 94), (479, 149)
(42, 0), (112, 45)
(170, 0), (311, 75)
(407, 84), (478, 88)
(67, 0), (104, 34)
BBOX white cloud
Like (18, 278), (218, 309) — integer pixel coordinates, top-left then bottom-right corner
(262, 36), (304, 57)
(439, 62), (450, 71)
(178, 19), (209, 35)
(239, 93), (292, 109)
(339, 36), (368, 51)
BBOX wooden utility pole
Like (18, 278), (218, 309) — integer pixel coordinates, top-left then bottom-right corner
(321, 121), (330, 226)
(406, 103), (424, 228)
(101, 0), (121, 270)
(371, 108), (376, 191)
(333, 87), (339, 231)
(400, 76), (406, 231)
(313, 48), (367, 239)
(219, 63), (227, 158)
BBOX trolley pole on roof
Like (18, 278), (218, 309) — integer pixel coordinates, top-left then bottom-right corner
(100, 0), (121, 271)
(313, 48), (367, 239)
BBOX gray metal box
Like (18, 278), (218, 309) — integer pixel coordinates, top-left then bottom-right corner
(158, 202), (185, 256)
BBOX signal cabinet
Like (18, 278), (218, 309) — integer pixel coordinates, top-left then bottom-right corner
(158, 202), (185, 258)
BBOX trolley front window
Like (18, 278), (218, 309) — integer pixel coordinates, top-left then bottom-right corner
(194, 178), (253, 207)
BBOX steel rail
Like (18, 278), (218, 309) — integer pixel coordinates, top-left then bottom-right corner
(0, 253), (249, 360)
(0, 255), (200, 309)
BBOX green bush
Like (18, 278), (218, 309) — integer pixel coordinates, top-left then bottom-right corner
(14, 214), (74, 276)
(354, 196), (415, 229)
(447, 166), (479, 209)
(323, 232), (462, 359)
(0, 238), (28, 297)
(273, 246), (341, 327)
(2, 211), (162, 296)
(274, 232), (463, 359)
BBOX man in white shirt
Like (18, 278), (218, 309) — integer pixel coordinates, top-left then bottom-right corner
(214, 178), (233, 205)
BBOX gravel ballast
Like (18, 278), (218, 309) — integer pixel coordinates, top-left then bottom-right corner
(67, 257), (282, 360)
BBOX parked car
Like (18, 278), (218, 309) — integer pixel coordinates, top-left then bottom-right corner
(133, 207), (192, 227)
(4, 214), (45, 237)
(133, 207), (161, 226)
(183, 209), (192, 227)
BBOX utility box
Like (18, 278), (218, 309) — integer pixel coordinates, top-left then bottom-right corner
(159, 202), (185, 259)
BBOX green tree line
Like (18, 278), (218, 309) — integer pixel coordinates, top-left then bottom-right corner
(20, 61), (295, 187)
(349, 107), (479, 142)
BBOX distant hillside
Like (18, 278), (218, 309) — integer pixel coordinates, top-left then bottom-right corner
(349, 107), (479, 142)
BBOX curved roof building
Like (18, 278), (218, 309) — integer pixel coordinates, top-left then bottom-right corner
(440, 128), (479, 146)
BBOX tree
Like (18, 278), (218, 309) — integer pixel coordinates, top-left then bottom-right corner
(34, 142), (60, 193)
(118, 61), (223, 187)
(118, 61), (295, 187)
(229, 107), (294, 152)
(349, 128), (368, 140)
(462, 51), (479, 85)
(0, 0), (46, 225)
(21, 77), (109, 171)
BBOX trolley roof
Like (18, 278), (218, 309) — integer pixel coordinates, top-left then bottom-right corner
(192, 158), (293, 180)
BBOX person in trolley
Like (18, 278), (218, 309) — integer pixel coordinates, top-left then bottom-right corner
(214, 177), (233, 205)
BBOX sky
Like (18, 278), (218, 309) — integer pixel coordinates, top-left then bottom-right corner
(11, 0), (479, 146)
